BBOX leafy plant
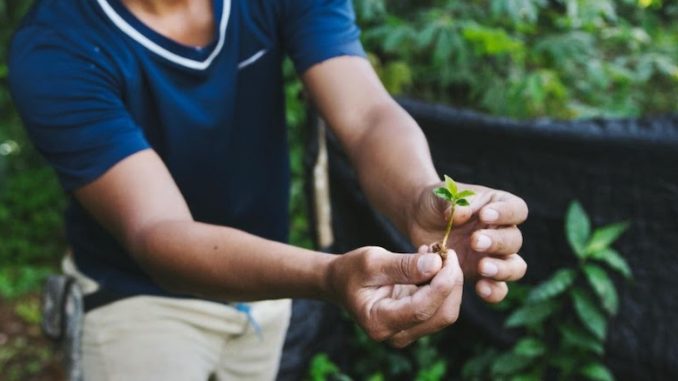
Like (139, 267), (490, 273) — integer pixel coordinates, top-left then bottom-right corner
(432, 175), (475, 259)
(462, 200), (631, 381)
(306, 329), (452, 381)
(307, 353), (352, 381)
(355, 0), (678, 119)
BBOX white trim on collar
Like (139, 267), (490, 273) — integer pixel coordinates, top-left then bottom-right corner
(96, 0), (231, 70)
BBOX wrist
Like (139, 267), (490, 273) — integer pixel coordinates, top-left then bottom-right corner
(314, 252), (341, 303)
(405, 181), (438, 243)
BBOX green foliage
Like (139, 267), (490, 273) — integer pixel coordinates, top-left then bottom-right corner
(356, 0), (678, 119)
(284, 59), (314, 250)
(571, 287), (608, 340)
(505, 300), (558, 328)
(585, 222), (631, 255)
(307, 328), (453, 381)
(566, 201), (591, 257)
(0, 1), (65, 299)
(580, 362), (615, 381)
(0, 167), (66, 267)
(307, 354), (352, 381)
(14, 297), (42, 325)
(0, 266), (52, 300)
(462, 201), (632, 380)
(0, 336), (53, 381)
(590, 248), (633, 279)
(0, 165), (65, 299)
(526, 268), (577, 303)
(583, 263), (619, 314)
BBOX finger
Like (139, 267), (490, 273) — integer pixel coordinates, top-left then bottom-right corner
(417, 245), (430, 254)
(372, 253), (457, 336)
(478, 254), (527, 281)
(387, 255), (464, 348)
(479, 195), (528, 226)
(471, 227), (523, 255)
(450, 204), (474, 226)
(375, 252), (442, 285)
(475, 279), (509, 304)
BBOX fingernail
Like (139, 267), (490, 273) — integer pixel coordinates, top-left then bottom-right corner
(481, 208), (499, 222)
(479, 284), (492, 297)
(475, 234), (492, 251)
(418, 255), (438, 275)
(481, 262), (498, 277)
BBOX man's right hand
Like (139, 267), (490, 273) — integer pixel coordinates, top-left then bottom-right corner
(326, 246), (464, 348)
(71, 149), (462, 348)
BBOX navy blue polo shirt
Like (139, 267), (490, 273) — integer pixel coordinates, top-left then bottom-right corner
(9, 0), (364, 297)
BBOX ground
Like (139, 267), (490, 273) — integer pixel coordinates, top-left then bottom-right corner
(0, 293), (64, 381)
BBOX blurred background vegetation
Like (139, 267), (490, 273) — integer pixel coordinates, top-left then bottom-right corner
(0, 0), (676, 379)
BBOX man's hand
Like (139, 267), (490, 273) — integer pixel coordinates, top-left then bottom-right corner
(302, 56), (526, 305)
(408, 182), (528, 304)
(327, 245), (464, 348)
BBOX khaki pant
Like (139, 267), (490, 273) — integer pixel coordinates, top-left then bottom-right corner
(63, 257), (292, 381)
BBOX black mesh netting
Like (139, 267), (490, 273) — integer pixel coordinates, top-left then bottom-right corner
(278, 98), (678, 381)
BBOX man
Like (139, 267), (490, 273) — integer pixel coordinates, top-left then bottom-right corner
(9, 0), (528, 380)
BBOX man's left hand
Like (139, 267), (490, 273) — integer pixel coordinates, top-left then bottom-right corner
(408, 182), (528, 303)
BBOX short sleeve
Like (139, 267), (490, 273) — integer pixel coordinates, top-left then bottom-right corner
(279, 0), (366, 74)
(9, 28), (150, 192)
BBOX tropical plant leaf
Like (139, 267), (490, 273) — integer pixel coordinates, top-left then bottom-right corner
(513, 337), (546, 358)
(585, 221), (630, 254)
(583, 263), (619, 315)
(558, 323), (604, 355)
(566, 201), (590, 258)
(444, 175), (458, 195)
(490, 352), (534, 377)
(456, 190), (476, 199)
(461, 348), (498, 380)
(415, 360), (446, 381)
(509, 372), (543, 381)
(548, 353), (577, 375)
(527, 268), (577, 303)
(590, 248), (633, 280)
(579, 362), (614, 381)
(433, 187), (453, 201)
(456, 199), (470, 206)
(571, 288), (607, 340)
(505, 300), (558, 328)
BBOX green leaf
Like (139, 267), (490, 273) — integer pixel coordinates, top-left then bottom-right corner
(433, 187), (453, 201)
(456, 198), (470, 206)
(571, 289), (607, 340)
(509, 373), (542, 381)
(566, 201), (590, 258)
(462, 348), (498, 380)
(490, 352), (534, 377)
(513, 337), (546, 358)
(456, 190), (476, 199)
(415, 360), (446, 381)
(505, 300), (558, 328)
(583, 264), (619, 315)
(527, 268), (577, 303)
(585, 222), (630, 254)
(579, 362), (614, 381)
(558, 323), (604, 355)
(444, 175), (458, 195)
(590, 248), (632, 280)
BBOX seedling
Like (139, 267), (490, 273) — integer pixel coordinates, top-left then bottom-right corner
(432, 175), (475, 259)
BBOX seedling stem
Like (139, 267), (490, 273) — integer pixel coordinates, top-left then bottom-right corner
(432, 175), (475, 259)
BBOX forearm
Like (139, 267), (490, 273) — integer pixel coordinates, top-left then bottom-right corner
(346, 100), (439, 235)
(129, 220), (336, 301)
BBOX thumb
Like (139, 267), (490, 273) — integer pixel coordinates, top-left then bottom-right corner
(380, 252), (443, 285)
